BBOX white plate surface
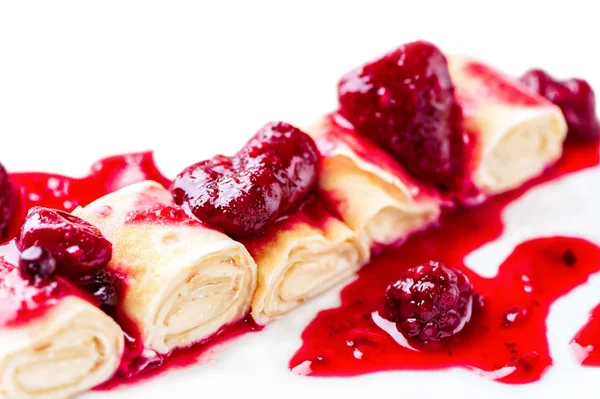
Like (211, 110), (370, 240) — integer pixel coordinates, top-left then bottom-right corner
(0, 1), (599, 398)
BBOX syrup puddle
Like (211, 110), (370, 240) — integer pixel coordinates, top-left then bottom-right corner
(289, 140), (600, 384)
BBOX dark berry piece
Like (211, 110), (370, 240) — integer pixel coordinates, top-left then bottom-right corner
(240, 121), (319, 210)
(0, 162), (16, 241)
(519, 69), (600, 141)
(17, 207), (112, 277)
(171, 122), (318, 236)
(18, 246), (57, 281)
(384, 261), (474, 342)
(78, 270), (120, 312)
(338, 41), (468, 194)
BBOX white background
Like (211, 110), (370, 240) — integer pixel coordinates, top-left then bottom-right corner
(1, 1), (599, 398)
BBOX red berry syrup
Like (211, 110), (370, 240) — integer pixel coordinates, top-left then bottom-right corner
(289, 139), (600, 384)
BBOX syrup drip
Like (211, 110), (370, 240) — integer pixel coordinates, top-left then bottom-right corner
(289, 140), (600, 384)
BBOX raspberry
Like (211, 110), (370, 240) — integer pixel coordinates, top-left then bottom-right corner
(172, 122), (318, 236)
(17, 207), (112, 277)
(520, 69), (600, 141)
(384, 261), (474, 342)
(338, 41), (468, 194)
(18, 246), (57, 281)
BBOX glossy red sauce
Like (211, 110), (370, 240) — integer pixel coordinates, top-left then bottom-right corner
(289, 139), (600, 384)
(124, 204), (206, 227)
(0, 256), (66, 327)
(0, 136), (597, 389)
(463, 62), (547, 107)
(98, 316), (260, 390)
(572, 305), (600, 366)
(0, 242), (101, 328)
(5, 152), (170, 242)
(241, 195), (335, 255)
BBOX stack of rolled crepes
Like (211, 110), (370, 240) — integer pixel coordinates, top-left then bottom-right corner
(73, 181), (257, 355)
(0, 52), (571, 399)
(0, 253), (124, 399)
(308, 55), (567, 249)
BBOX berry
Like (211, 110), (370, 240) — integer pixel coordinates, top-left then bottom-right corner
(0, 162), (16, 241)
(171, 122), (318, 236)
(17, 207), (112, 277)
(384, 261), (474, 342)
(338, 41), (468, 194)
(18, 246), (57, 281)
(78, 270), (120, 312)
(519, 69), (600, 141)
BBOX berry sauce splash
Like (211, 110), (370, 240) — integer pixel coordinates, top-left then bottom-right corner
(4, 152), (171, 242)
(0, 151), (261, 388)
(572, 305), (600, 366)
(289, 139), (600, 384)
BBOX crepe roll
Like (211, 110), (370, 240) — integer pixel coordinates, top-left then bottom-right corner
(242, 197), (369, 325)
(448, 55), (568, 194)
(307, 116), (442, 249)
(72, 181), (257, 355)
(0, 258), (123, 399)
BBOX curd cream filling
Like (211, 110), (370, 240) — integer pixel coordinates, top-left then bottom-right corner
(246, 211), (369, 325)
(448, 55), (568, 194)
(0, 297), (124, 399)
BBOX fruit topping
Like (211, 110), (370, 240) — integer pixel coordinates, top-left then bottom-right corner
(18, 245), (57, 282)
(0, 162), (16, 241)
(383, 260), (474, 342)
(16, 206), (112, 277)
(78, 270), (121, 312)
(519, 69), (600, 141)
(171, 121), (318, 236)
(337, 40), (468, 194)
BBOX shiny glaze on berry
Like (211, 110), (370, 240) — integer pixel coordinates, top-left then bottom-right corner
(337, 41), (469, 195)
(18, 245), (57, 281)
(383, 261), (474, 342)
(17, 207), (112, 277)
(520, 69), (600, 141)
(77, 270), (122, 313)
(290, 139), (600, 384)
(171, 122), (318, 237)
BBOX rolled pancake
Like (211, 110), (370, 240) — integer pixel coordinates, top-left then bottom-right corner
(307, 116), (442, 249)
(242, 197), (369, 325)
(72, 181), (257, 355)
(0, 259), (123, 399)
(448, 55), (568, 194)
